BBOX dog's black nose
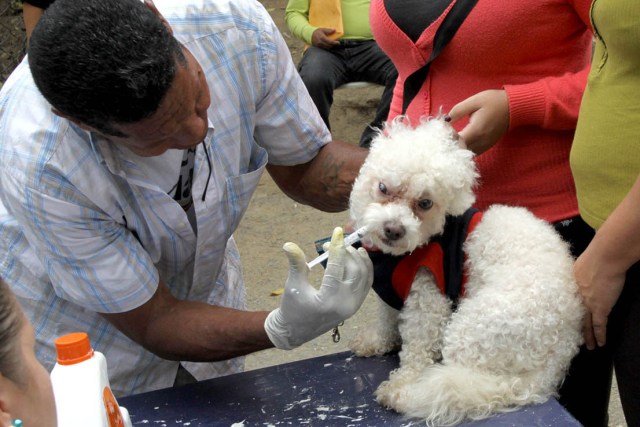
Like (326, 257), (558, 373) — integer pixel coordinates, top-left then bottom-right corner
(383, 222), (406, 241)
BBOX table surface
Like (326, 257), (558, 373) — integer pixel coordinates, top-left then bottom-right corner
(119, 351), (582, 426)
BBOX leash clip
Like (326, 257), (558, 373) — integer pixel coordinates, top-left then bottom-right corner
(331, 321), (344, 343)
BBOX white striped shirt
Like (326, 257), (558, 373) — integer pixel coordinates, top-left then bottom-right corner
(0, 0), (330, 396)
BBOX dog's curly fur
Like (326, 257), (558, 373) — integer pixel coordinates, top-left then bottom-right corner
(348, 117), (584, 425)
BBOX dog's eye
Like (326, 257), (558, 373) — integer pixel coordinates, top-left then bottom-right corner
(417, 199), (433, 210)
(378, 182), (388, 195)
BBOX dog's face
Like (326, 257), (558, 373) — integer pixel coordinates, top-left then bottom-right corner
(349, 118), (478, 255)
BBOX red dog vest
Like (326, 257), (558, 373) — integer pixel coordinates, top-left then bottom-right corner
(369, 208), (482, 310)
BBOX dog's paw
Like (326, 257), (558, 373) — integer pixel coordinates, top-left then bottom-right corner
(375, 378), (413, 412)
(376, 367), (429, 415)
(375, 379), (402, 410)
(349, 328), (399, 357)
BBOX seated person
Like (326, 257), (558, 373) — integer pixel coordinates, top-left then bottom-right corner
(285, 0), (397, 148)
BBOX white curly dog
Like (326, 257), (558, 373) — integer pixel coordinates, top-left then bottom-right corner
(348, 117), (584, 425)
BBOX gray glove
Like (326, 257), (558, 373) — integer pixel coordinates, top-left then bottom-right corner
(264, 227), (373, 350)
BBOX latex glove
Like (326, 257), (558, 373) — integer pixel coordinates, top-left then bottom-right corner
(265, 227), (373, 350)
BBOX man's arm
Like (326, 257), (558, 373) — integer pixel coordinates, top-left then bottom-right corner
(102, 227), (373, 358)
(267, 140), (368, 212)
(101, 281), (274, 361)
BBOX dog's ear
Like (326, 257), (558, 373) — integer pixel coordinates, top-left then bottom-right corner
(441, 118), (468, 149)
(437, 118), (477, 215)
(448, 187), (476, 216)
(366, 124), (391, 152)
(445, 144), (478, 216)
(451, 129), (468, 150)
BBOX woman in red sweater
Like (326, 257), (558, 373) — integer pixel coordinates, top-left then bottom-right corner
(370, 1), (606, 426)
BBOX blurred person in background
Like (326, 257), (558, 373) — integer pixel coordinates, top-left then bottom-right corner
(285, 0), (397, 147)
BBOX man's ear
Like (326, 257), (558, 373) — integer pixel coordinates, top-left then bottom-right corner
(51, 108), (98, 133)
(143, 0), (174, 35)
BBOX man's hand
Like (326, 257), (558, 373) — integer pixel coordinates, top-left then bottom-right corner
(447, 89), (510, 155)
(264, 227), (373, 350)
(311, 28), (340, 49)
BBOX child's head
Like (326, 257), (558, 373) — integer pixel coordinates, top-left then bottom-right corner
(0, 278), (56, 427)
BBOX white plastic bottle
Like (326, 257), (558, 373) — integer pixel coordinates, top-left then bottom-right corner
(50, 332), (133, 427)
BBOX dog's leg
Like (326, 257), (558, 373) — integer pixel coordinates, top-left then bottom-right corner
(349, 297), (401, 357)
(375, 273), (452, 411)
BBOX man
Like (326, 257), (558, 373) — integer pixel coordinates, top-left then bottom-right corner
(0, 0), (372, 397)
(285, 0), (397, 148)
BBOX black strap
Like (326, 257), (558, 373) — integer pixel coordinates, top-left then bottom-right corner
(440, 207), (479, 303)
(402, 0), (479, 114)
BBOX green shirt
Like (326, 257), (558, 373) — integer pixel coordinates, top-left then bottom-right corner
(285, 0), (373, 45)
(570, 0), (640, 229)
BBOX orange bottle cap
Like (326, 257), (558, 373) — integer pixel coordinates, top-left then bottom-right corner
(55, 332), (94, 365)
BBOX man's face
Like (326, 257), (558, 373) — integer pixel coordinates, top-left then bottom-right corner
(108, 48), (211, 157)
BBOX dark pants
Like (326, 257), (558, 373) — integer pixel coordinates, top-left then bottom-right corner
(555, 216), (640, 427)
(607, 262), (640, 427)
(297, 39), (398, 148)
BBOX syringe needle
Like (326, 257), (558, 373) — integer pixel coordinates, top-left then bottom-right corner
(307, 226), (368, 269)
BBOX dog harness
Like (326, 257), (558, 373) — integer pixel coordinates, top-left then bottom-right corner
(369, 208), (482, 310)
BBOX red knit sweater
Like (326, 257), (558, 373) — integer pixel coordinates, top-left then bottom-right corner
(370, 0), (593, 222)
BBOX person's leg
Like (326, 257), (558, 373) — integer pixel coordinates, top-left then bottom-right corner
(558, 346), (613, 427)
(609, 262), (640, 426)
(555, 216), (613, 427)
(347, 41), (397, 147)
(297, 46), (348, 130)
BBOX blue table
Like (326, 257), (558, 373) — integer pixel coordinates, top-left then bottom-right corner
(119, 351), (582, 426)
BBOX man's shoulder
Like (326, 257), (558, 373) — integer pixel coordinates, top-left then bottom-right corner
(1, 65), (61, 135)
(0, 64), (85, 184)
(1, 61), (53, 150)
(158, 0), (281, 85)
(157, 0), (274, 41)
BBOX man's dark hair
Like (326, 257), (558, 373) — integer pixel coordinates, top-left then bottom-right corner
(28, 0), (187, 136)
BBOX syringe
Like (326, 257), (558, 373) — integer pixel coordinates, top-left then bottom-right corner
(306, 225), (368, 269)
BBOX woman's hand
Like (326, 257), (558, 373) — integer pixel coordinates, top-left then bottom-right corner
(447, 89), (510, 155)
(574, 248), (626, 349)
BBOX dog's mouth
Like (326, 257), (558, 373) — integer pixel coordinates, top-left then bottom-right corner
(380, 236), (399, 248)
(366, 231), (414, 256)
(356, 207), (424, 255)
